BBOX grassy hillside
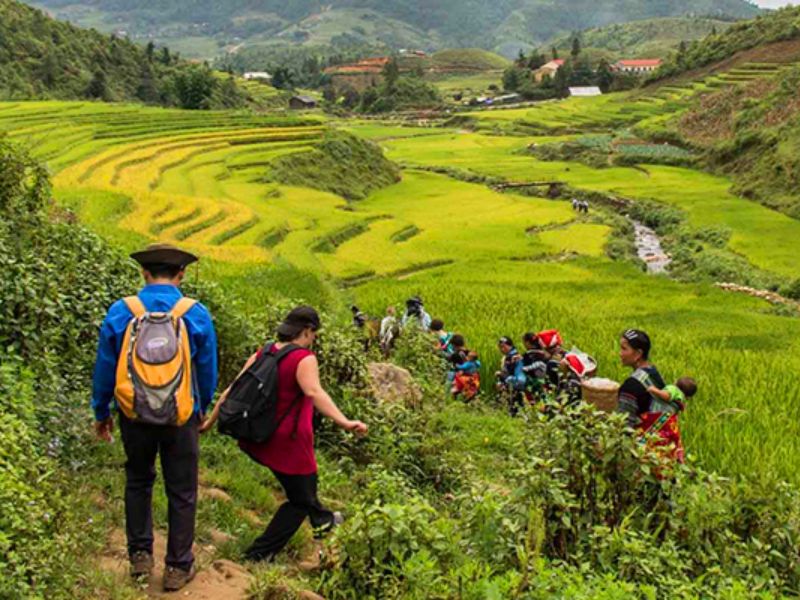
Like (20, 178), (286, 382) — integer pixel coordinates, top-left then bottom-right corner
(430, 48), (511, 71)
(33, 0), (761, 59)
(548, 17), (734, 59)
(0, 0), (249, 107)
(654, 5), (800, 80)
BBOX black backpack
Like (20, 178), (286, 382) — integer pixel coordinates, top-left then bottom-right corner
(217, 343), (303, 444)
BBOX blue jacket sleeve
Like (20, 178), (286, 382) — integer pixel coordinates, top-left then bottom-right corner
(91, 305), (123, 421)
(505, 361), (527, 390)
(190, 303), (218, 414)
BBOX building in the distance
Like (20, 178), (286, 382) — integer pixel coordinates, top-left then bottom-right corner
(534, 59), (565, 83)
(243, 71), (272, 82)
(289, 95), (317, 110)
(324, 57), (391, 93)
(569, 86), (603, 97)
(614, 59), (663, 74)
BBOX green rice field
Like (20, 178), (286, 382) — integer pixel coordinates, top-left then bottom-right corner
(3, 98), (800, 483)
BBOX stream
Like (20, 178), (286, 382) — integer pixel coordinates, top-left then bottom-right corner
(633, 221), (671, 274)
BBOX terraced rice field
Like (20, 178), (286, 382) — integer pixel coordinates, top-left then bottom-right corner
(470, 60), (800, 132)
(3, 98), (800, 482)
(377, 130), (800, 280)
(0, 101), (605, 279)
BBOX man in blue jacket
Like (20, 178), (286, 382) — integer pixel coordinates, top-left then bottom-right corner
(92, 243), (218, 592)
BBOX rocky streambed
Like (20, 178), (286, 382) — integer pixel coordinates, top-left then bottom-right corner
(633, 221), (671, 274)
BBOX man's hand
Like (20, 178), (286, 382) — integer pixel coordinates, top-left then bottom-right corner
(344, 419), (368, 436)
(94, 417), (114, 443)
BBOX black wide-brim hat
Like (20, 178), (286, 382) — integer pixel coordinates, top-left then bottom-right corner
(130, 243), (199, 268)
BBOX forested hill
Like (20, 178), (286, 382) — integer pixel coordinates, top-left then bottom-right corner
(0, 0), (245, 107)
(32, 0), (761, 58)
(547, 17), (735, 60)
(654, 5), (800, 79)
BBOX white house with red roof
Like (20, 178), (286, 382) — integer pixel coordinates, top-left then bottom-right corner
(534, 58), (565, 82)
(614, 59), (663, 74)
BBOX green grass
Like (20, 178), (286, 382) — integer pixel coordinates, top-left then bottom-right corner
(380, 132), (800, 280)
(354, 257), (800, 483)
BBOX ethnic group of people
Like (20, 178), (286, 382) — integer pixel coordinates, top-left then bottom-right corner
(92, 244), (697, 592)
(362, 297), (698, 466)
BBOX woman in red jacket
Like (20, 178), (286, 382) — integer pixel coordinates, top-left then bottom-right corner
(201, 306), (367, 561)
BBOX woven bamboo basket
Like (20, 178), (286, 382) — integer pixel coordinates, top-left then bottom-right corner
(581, 378), (620, 412)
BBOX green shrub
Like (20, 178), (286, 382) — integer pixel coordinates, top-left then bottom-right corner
(267, 130), (401, 200)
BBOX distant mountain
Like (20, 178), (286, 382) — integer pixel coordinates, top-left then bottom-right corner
(30, 0), (762, 58)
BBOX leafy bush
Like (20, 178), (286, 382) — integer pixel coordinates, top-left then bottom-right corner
(316, 398), (800, 598)
(359, 76), (441, 114)
(0, 141), (137, 596)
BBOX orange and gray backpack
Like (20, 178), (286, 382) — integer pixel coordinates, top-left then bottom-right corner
(114, 296), (197, 426)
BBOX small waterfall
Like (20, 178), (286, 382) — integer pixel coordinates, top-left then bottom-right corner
(633, 221), (671, 274)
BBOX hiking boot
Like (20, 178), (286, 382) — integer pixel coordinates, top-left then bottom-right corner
(163, 564), (196, 592)
(313, 511), (344, 540)
(129, 551), (154, 579)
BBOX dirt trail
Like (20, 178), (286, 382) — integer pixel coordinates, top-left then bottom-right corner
(101, 528), (252, 599)
(99, 483), (329, 598)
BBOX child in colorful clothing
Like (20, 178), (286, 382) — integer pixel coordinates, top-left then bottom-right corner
(647, 377), (697, 410)
(430, 319), (454, 357)
(642, 376), (697, 464)
(452, 351), (481, 402)
(445, 335), (467, 384)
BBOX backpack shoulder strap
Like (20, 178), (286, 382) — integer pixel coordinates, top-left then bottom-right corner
(171, 297), (198, 319)
(123, 296), (147, 319)
(273, 343), (302, 363)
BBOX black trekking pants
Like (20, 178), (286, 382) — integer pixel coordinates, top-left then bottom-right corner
(119, 413), (199, 570)
(245, 470), (334, 561)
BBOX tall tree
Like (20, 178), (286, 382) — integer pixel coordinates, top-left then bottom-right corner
(86, 70), (109, 100)
(271, 67), (294, 90)
(596, 58), (614, 93)
(571, 36), (582, 60)
(136, 62), (160, 103)
(382, 57), (400, 91)
(173, 66), (217, 110)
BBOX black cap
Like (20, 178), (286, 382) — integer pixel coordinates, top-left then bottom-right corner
(498, 336), (513, 346)
(277, 306), (321, 337)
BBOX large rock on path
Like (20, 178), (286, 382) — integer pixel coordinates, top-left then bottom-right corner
(367, 362), (422, 407)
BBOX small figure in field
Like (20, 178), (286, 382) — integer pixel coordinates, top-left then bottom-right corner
(379, 306), (399, 357)
(496, 336), (526, 416)
(571, 198), (579, 211)
(351, 305), (366, 329)
(402, 296), (432, 330)
(445, 334), (468, 385)
(451, 350), (482, 402)
(430, 319), (454, 357)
